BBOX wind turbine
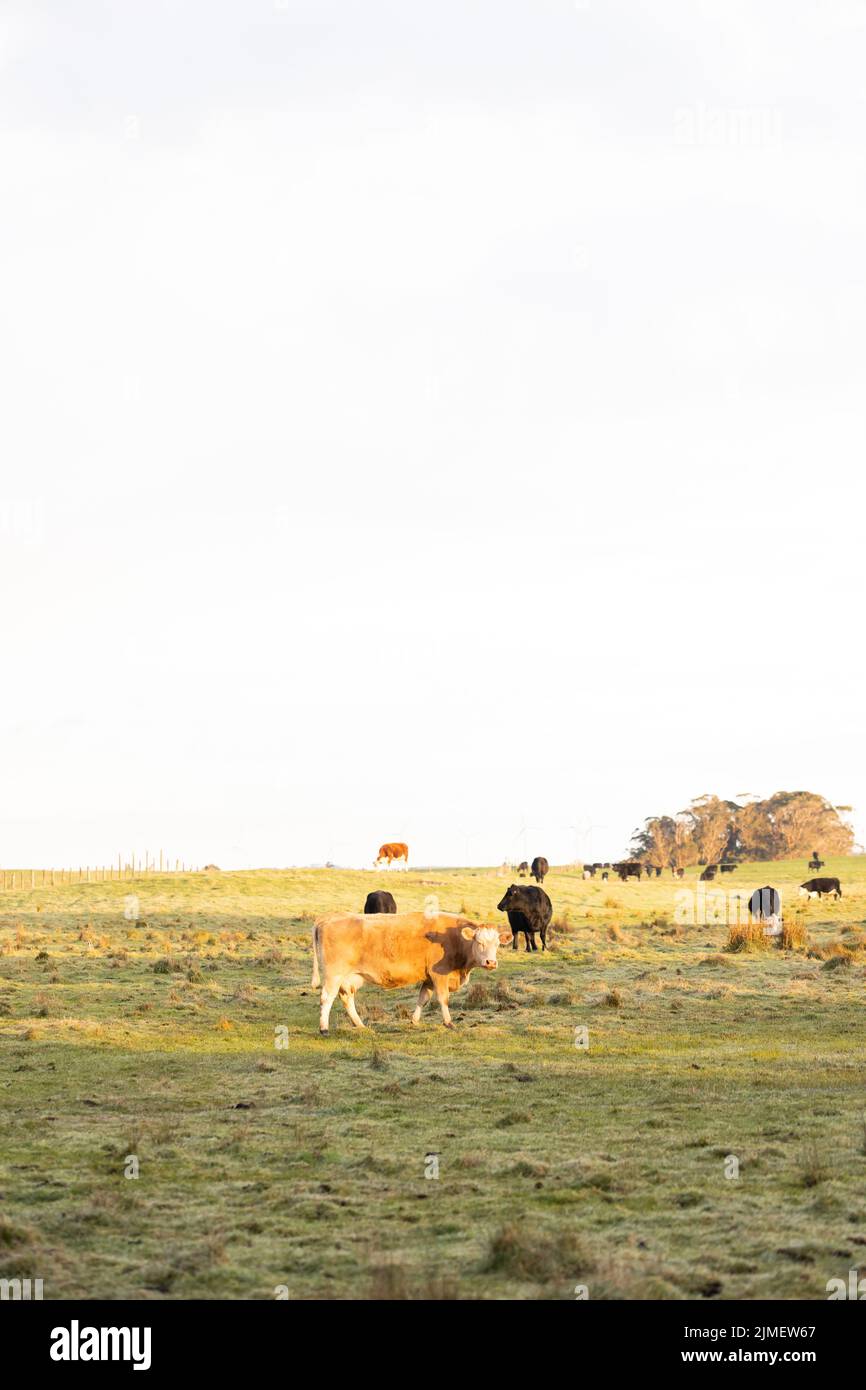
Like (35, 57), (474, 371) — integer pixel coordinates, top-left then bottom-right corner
(571, 817), (608, 864)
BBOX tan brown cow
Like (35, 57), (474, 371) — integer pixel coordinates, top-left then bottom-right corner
(374, 841), (409, 868)
(311, 911), (511, 1033)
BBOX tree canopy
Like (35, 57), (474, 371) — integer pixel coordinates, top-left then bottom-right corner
(630, 791), (854, 866)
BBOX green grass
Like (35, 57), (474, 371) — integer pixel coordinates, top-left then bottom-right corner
(1, 857), (865, 1300)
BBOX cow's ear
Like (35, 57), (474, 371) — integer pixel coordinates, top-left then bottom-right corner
(498, 928), (513, 945)
(460, 926), (476, 941)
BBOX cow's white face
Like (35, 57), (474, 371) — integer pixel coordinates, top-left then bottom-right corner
(461, 924), (511, 969)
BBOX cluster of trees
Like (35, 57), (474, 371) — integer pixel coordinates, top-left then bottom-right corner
(630, 792), (854, 868)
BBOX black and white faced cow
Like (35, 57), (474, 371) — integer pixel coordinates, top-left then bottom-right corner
(748, 885), (782, 937)
(799, 877), (842, 900)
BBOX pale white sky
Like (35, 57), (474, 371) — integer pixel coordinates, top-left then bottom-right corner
(1, 1), (864, 869)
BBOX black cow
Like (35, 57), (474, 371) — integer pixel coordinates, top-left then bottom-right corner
(613, 861), (642, 881)
(364, 890), (397, 914)
(808, 857), (824, 872)
(799, 877), (842, 900)
(531, 856), (549, 884)
(497, 884), (553, 952)
(700, 865), (717, 881)
(748, 885), (781, 921)
(517, 861), (529, 877)
(719, 862), (737, 874)
(601, 870), (609, 880)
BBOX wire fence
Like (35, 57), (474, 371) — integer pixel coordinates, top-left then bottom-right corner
(0, 856), (200, 890)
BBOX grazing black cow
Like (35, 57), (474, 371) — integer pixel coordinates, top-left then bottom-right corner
(531, 856), (549, 884)
(700, 865), (717, 881)
(748, 885), (781, 921)
(497, 883), (553, 953)
(808, 857), (824, 872)
(613, 861), (642, 882)
(517, 861), (529, 877)
(799, 877), (842, 900)
(719, 862), (737, 874)
(601, 870), (609, 881)
(364, 890), (397, 914)
(582, 864), (597, 879)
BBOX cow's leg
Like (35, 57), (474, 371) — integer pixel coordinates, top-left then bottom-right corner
(432, 977), (453, 1029)
(412, 983), (432, 1025)
(339, 985), (366, 1029)
(511, 932), (518, 950)
(540, 926), (547, 951)
(319, 979), (339, 1034)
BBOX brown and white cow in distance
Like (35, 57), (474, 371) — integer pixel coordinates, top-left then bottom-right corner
(375, 841), (409, 868)
(311, 911), (511, 1033)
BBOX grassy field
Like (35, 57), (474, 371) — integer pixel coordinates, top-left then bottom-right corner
(1, 856), (865, 1301)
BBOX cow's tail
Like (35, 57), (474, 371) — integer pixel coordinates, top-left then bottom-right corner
(311, 922), (322, 988)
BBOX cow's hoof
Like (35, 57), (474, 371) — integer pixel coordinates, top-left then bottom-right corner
(319, 1028), (329, 1036)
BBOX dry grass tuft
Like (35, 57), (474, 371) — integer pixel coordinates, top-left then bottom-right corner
(366, 1262), (460, 1300)
(726, 921), (773, 953)
(798, 1141), (828, 1188)
(779, 920), (809, 951)
(822, 952), (852, 971)
(463, 982), (490, 1009)
(483, 1222), (593, 1281)
(546, 989), (576, 1006)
